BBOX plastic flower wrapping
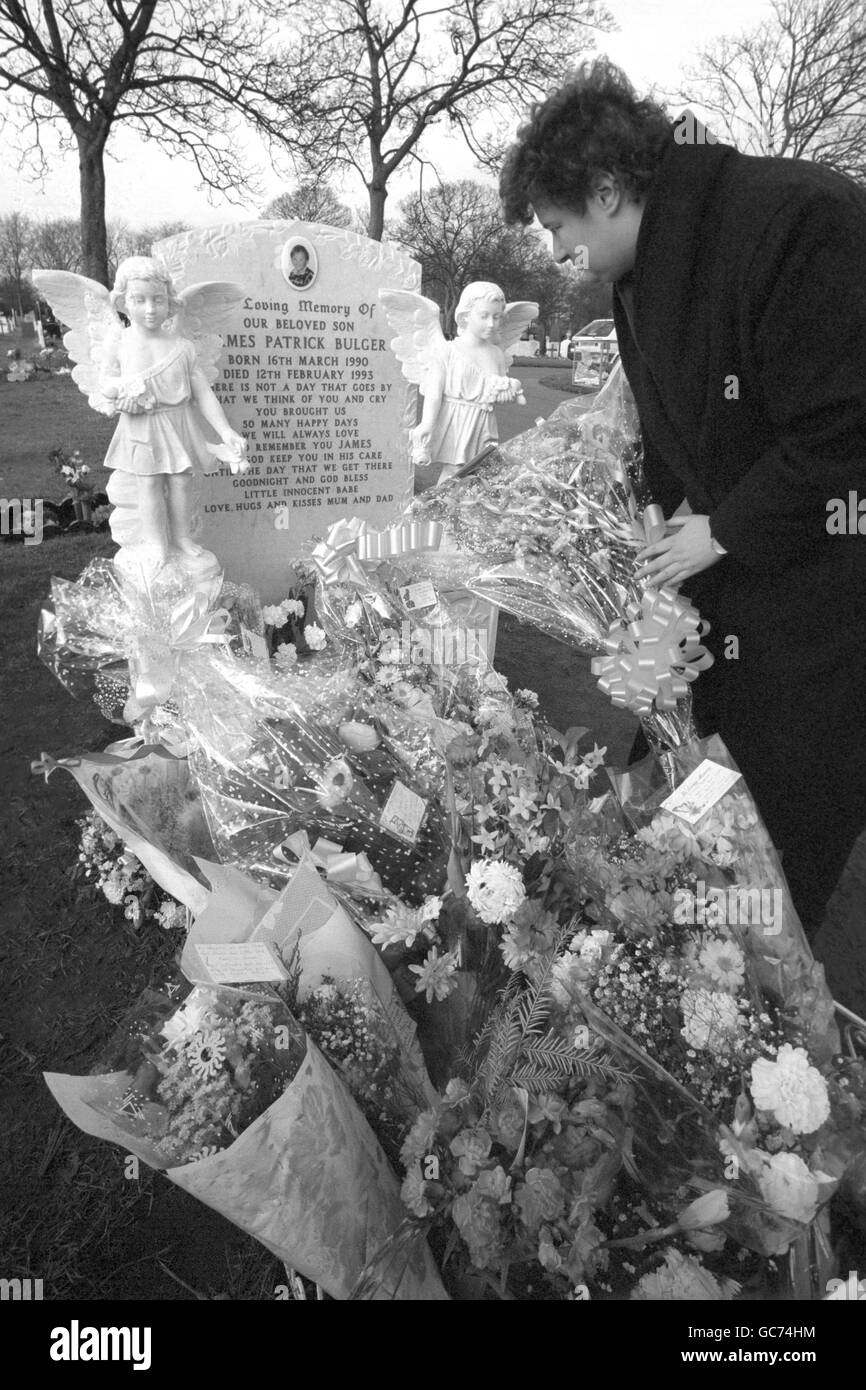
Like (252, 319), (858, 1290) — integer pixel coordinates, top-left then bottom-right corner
(44, 975), (446, 1299)
(178, 647), (452, 906)
(404, 364), (712, 752)
(32, 366), (866, 1300)
(37, 556), (264, 736)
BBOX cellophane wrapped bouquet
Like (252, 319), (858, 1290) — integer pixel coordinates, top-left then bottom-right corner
(404, 363), (711, 752)
(179, 646), (452, 906)
(44, 974), (447, 1299)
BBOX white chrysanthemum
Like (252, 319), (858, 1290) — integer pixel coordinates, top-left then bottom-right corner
(303, 622), (327, 651)
(750, 1045), (830, 1135)
(409, 946), (459, 1002)
(699, 936), (746, 991)
(466, 859), (527, 925)
(680, 987), (741, 1052)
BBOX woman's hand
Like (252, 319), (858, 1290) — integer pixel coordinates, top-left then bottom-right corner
(635, 514), (723, 588)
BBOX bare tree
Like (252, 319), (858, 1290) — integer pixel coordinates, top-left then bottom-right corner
(392, 178), (608, 338)
(392, 180), (517, 327)
(275, 0), (612, 240)
(678, 0), (866, 181)
(29, 217), (82, 273)
(107, 219), (189, 282)
(262, 179), (354, 226)
(0, 1), (288, 285)
(0, 210), (34, 314)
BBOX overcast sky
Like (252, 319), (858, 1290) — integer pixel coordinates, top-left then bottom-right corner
(0, 0), (773, 229)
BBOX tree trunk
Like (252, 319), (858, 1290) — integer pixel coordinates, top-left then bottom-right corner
(367, 181), (388, 242)
(78, 137), (110, 287)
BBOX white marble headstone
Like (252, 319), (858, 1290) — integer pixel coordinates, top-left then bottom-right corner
(156, 221), (420, 601)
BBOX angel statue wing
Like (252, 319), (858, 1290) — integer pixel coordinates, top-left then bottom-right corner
(500, 301), (539, 363)
(377, 290), (446, 388)
(30, 270), (122, 416)
(177, 282), (246, 384)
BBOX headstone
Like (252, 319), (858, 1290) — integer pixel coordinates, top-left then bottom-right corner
(156, 221), (420, 601)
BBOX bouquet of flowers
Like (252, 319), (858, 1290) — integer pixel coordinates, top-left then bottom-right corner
(44, 976), (447, 1299)
(50, 446), (94, 501)
(37, 556), (263, 738)
(180, 647), (453, 905)
(549, 746), (866, 1293)
(36, 736), (215, 915)
(74, 808), (188, 934)
(404, 364), (712, 752)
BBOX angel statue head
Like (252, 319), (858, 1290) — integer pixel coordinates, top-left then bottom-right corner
(110, 256), (182, 326)
(454, 282), (507, 342)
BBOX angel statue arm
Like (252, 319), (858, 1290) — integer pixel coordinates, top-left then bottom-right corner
(188, 361), (246, 466)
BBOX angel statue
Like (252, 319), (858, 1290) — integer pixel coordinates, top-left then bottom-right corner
(379, 281), (538, 484)
(33, 256), (249, 582)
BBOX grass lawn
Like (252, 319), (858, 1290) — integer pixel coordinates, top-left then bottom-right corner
(1, 369), (864, 1300)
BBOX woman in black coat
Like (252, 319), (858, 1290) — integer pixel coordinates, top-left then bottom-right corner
(500, 60), (866, 939)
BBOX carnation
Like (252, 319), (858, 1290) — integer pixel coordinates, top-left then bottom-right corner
(400, 1107), (441, 1164)
(514, 1167), (565, 1230)
(631, 1247), (739, 1301)
(303, 622), (327, 651)
(750, 1045), (830, 1135)
(401, 1164), (433, 1217)
(466, 858), (526, 925)
(274, 643), (298, 671)
(262, 604), (287, 627)
(756, 1150), (822, 1224)
(452, 1188), (503, 1269)
(450, 1126), (493, 1176)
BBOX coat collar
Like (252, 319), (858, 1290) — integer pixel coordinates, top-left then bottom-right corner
(625, 136), (739, 332)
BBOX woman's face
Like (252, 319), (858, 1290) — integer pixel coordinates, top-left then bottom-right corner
(533, 184), (641, 285)
(464, 298), (504, 342)
(124, 278), (170, 332)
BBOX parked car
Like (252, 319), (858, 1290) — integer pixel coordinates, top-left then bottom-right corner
(570, 319), (618, 384)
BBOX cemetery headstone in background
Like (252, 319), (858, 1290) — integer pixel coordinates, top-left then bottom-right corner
(156, 221), (420, 601)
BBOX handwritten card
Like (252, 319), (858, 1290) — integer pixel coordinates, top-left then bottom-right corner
(660, 759), (742, 825)
(193, 940), (288, 984)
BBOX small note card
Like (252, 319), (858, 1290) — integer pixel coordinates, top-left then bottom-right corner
(399, 580), (437, 612)
(194, 940), (288, 984)
(660, 759), (742, 825)
(240, 625), (269, 663)
(380, 780), (427, 844)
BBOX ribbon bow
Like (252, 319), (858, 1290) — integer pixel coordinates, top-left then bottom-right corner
(133, 592), (230, 711)
(311, 517), (370, 587)
(278, 830), (385, 897)
(591, 585), (714, 714)
(312, 516), (444, 586)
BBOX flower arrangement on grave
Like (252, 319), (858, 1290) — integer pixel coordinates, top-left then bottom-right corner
(50, 445), (94, 501)
(74, 809), (188, 934)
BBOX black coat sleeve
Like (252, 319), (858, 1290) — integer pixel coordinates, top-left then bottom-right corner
(709, 188), (866, 570)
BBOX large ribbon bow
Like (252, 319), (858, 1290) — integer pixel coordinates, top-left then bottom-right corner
(311, 515), (444, 586)
(133, 591), (230, 710)
(278, 830), (385, 897)
(591, 506), (714, 714)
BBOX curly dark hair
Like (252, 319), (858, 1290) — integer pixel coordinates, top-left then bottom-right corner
(500, 58), (674, 224)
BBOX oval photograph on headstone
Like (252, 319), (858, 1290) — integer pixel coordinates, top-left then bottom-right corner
(281, 237), (318, 291)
